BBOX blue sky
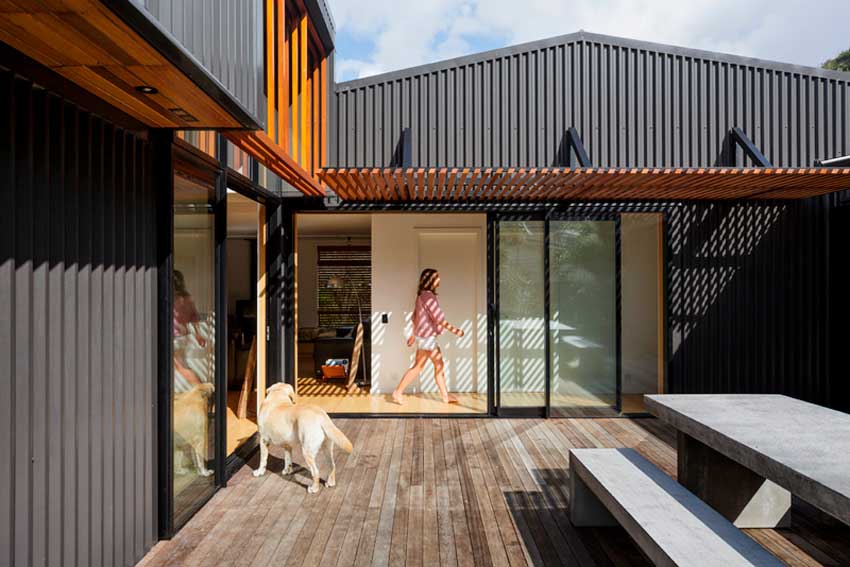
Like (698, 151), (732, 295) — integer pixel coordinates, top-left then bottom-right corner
(328, 0), (850, 83)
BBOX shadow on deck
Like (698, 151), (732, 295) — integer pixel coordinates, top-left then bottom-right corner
(137, 418), (850, 567)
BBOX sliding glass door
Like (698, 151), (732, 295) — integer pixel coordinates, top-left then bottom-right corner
(548, 219), (617, 416)
(496, 220), (547, 409)
(172, 166), (218, 527)
(494, 215), (624, 416)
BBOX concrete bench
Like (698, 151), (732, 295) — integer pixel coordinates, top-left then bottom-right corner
(646, 394), (850, 529)
(569, 448), (783, 567)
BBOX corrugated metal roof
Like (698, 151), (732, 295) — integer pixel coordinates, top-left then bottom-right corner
(331, 30), (850, 170)
(336, 30), (850, 90)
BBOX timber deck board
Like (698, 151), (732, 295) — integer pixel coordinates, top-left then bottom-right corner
(137, 418), (850, 567)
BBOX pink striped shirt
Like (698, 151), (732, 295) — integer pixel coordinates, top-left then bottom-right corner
(413, 291), (446, 338)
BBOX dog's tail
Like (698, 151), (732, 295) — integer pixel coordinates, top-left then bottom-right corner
(322, 416), (353, 454)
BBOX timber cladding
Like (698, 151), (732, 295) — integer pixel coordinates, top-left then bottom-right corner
(0, 70), (158, 567)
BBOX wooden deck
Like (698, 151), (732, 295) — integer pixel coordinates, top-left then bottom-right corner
(137, 418), (850, 567)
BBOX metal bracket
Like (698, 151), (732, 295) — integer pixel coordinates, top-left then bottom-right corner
(728, 127), (771, 167)
(565, 127), (592, 167)
(815, 155), (850, 167)
(393, 127), (413, 167)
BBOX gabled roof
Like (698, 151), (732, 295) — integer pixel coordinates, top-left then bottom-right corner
(337, 30), (850, 91)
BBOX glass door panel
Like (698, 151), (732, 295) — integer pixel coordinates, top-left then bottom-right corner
(172, 170), (217, 525)
(549, 220), (617, 416)
(620, 213), (664, 413)
(497, 220), (546, 409)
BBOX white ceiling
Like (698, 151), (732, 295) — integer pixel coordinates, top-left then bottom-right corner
(297, 213), (372, 236)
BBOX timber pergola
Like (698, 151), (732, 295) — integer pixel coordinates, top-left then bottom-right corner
(317, 166), (850, 201)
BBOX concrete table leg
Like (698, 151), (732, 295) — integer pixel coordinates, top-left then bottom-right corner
(570, 472), (617, 527)
(678, 432), (791, 528)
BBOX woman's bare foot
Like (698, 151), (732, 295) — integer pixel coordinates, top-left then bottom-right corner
(391, 392), (405, 405)
(442, 394), (459, 404)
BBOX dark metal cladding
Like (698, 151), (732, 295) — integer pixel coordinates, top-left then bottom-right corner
(331, 30), (850, 169)
(139, 0), (266, 127)
(328, 31), (843, 408)
(0, 71), (158, 567)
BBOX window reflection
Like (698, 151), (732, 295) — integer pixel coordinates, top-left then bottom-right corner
(498, 221), (546, 407)
(549, 220), (617, 415)
(172, 170), (216, 523)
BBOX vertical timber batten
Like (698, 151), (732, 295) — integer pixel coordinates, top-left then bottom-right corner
(299, 14), (308, 170)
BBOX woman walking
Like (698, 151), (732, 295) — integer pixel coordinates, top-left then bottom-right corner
(391, 268), (465, 405)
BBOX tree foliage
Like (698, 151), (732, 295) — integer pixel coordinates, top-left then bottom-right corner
(823, 48), (850, 72)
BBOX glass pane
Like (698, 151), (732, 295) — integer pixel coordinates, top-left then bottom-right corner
(172, 170), (217, 524)
(549, 220), (616, 415)
(620, 213), (663, 414)
(498, 221), (546, 407)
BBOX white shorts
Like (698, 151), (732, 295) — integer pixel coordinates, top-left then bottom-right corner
(416, 335), (439, 351)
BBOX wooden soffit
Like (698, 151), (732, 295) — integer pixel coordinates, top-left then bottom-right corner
(317, 167), (850, 201)
(0, 0), (259, 129)
(226, 130), (325, 197)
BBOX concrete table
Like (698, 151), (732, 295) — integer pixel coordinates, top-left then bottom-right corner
(646, 394), (850, 528)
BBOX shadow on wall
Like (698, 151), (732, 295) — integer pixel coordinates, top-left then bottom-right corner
(1, 71), (159, 567)
(665, 198), (830, 405)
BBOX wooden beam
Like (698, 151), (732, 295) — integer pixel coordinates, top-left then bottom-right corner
(265, 0), (275, 139)
(312, 57), (320, 177)
(290, 15), (299, 163)
(276, 0), (288, 151)
(224, 130), (324, 196)
(305, 56), (312, 174)
(299, 14), (308, 169)
(314, 166), (850, 201)
(320, 56), (328, 175)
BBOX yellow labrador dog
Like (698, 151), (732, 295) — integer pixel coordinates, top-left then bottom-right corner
(253, 383), (353, 493)
(173, 382), (215, 477)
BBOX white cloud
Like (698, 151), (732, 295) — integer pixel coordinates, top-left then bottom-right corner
(329, 0), (850, 81)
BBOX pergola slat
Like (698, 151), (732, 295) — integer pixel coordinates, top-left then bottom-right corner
(316, 167), (850, 201)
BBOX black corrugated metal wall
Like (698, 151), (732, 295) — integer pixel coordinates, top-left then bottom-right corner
(332, 32), (850, 169)
(140, 0), (265, 126)
(0, 71), (158, 567)
(329, 31), (841, 407)
(666, 199), (830, 404)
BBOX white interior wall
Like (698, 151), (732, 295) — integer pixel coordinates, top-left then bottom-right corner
(621, 213), (662, 395)
(371, 213), (487, 395)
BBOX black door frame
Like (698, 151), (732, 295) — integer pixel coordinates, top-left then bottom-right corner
(282, 202), (495, 418)
(156, 135), (286, 538)
(546, 211), (622, 416)
(271, 200), (671, 420)
(218, 146), (284, 480)
(492, 209), (666, 417)
(156, 135), (225, 538)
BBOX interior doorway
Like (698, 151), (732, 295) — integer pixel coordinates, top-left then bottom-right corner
(225, 191), (266, 456)
(294, 212), (488, 414)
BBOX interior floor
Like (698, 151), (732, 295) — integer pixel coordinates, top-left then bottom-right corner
(498, 392), (649, 414)
(226, 391), (258, 455)
(296, 376), (487, 414)
(226, 191), (262, 456)
(296, 378), (651, 415)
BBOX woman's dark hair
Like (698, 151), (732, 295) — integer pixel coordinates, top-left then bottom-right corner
(417, 268), (439, 295)
(173, 269), (189, 297)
